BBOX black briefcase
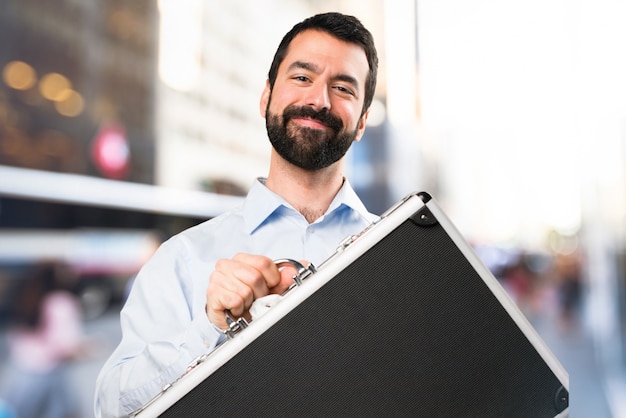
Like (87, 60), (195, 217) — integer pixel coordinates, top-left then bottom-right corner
(133, 192), (569, 417)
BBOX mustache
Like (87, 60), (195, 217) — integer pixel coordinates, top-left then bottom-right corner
(282, 105), (343, 132)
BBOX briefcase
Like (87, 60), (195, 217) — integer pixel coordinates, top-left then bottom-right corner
(133, 191), (569, 417)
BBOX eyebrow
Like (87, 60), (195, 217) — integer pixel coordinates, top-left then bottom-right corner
(287, 60), (360, 92)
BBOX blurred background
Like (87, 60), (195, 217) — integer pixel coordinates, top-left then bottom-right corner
(0, 0), (624, 416)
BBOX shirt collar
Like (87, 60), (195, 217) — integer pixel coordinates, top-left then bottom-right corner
(243, 178), (285, 233)
(243, 177), (372, 234)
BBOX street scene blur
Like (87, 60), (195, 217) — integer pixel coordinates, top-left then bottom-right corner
(1, 0), (625, 417)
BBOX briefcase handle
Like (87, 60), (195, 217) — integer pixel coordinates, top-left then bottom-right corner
(224, 258), (317, 339)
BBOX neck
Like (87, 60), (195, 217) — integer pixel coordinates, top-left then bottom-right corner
(266, 153), (345, 223)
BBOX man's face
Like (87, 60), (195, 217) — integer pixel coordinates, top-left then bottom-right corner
(260, 29), (370, 171)
(264, 102), (360, 171)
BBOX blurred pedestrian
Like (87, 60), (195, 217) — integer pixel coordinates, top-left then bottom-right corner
(0, 261), (86, 418)
(555, 251), (584, 332)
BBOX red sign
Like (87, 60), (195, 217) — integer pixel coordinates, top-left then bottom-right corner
(91, 123), (130, 179)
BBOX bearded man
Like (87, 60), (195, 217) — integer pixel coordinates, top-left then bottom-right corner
(95, 12), (379, 418)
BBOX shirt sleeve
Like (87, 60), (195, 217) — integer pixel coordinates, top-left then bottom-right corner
(94, 238), (225, 418)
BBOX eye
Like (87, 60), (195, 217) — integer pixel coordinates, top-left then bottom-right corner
(334, 84), (355, 97)
(293, 75), (310, 83)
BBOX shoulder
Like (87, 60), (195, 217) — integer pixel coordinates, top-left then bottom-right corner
(161, 204), (246, 256)
(185, 204), (245, 237)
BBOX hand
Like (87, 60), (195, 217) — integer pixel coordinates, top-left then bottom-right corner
(206, 253), (299, 329)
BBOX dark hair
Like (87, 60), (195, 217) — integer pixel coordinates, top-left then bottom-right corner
(267, 12), (379, 117)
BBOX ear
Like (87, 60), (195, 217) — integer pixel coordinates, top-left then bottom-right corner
(354, 108), (370, 142)
(259, 80), (271, 118)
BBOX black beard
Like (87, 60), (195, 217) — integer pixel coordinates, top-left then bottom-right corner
(266, 104), (359, 171)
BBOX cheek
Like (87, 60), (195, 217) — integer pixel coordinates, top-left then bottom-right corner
(336, 104), (362, 131)
(267, 86), (296, 111)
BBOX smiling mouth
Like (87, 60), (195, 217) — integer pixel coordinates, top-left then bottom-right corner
(291, 117), (329, 130)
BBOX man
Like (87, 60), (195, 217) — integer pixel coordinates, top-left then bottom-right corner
(95, 11), (379, 417)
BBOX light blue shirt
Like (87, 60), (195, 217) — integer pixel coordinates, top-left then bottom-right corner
(94, 178), (377, 417)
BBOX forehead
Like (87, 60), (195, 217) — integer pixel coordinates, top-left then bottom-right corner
(279, 29), (369, 86)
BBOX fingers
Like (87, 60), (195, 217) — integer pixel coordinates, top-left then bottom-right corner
(206, 254), (281, 329)
(231, 253), (283, 290)
(206, 255), (314, 329)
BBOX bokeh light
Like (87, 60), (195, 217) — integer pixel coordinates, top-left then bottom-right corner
(39, 72), (72, 102)
(54, 89), (85, 117)
(2, 60), (37, 90)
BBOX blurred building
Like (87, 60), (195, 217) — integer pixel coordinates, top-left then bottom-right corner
(0, 0), (158, 184)
(155, 0), (279, 193)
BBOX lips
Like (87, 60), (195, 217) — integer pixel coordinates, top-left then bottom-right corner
(291, 117), (329, 130)
(282, 105), (343, 132)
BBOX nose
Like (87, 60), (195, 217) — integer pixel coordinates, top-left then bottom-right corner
(304, 81), (331, 111)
